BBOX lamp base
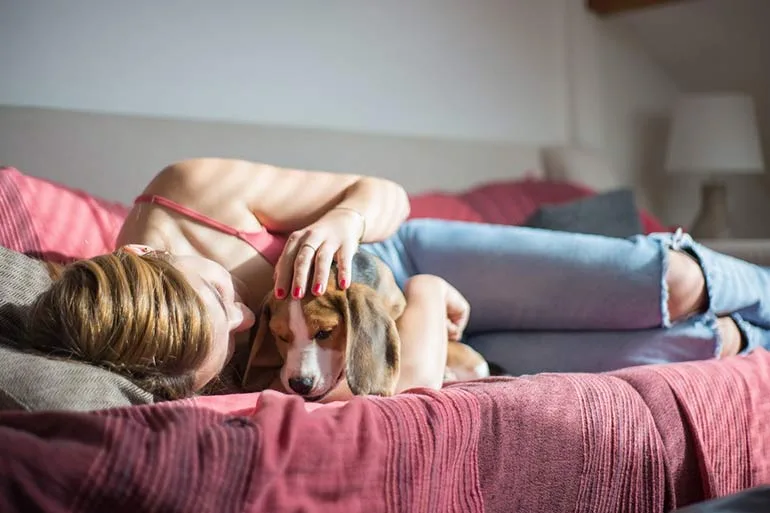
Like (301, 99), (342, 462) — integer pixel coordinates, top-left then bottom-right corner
(689, 179), (731, 239)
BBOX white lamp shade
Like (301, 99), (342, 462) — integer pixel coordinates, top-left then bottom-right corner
(665, 93), (765, 175)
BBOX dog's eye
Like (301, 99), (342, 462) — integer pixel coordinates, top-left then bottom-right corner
(315, 329), (332, 340)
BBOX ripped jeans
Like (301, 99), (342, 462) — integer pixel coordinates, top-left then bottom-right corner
(361, 219), (770, 375)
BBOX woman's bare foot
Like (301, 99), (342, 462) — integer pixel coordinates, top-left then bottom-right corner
(716, 316), (743, 357)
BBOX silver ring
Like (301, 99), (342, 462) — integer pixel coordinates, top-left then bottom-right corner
(300, 242), (317, 252)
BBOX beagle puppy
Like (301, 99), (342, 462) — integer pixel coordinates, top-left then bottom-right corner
(241, 250), (489, 401)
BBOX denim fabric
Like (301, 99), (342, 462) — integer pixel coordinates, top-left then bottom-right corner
(361, 219), (770, 374)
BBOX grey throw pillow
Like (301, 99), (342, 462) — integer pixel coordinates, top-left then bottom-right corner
(0, 246), (154, 411)
(0, 344), (155, 411)
(525, 188), (643, 239)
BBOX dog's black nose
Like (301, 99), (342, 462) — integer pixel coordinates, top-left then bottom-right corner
(288, 376), (314, 396)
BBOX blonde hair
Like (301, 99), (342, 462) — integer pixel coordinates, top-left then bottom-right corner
(28, 250), (213, 400)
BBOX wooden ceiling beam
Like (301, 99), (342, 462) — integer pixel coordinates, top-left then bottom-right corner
(586, 0), (692, 16)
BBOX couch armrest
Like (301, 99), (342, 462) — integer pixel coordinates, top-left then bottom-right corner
(698, 239), (770, 267)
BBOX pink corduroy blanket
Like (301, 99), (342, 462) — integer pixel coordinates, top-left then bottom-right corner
(1, 349), (769, 513)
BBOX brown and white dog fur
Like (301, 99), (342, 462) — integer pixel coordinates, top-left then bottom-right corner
(241, 250), (490, 402)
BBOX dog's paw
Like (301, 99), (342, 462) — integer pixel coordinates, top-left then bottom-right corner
(447, 360), (490, 381)
(445, 341), (491, 382)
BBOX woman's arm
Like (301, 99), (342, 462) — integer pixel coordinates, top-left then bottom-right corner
(155, 158), (410, 242)
(394, 275), (468, 393)
(153, 158), (410, 297)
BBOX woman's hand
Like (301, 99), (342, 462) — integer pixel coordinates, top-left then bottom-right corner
(273, 207), (365, 299)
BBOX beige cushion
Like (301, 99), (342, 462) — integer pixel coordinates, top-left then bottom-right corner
(542, 146), (621, 192)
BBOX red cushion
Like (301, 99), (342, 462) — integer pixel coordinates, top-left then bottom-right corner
(410, 178), (669, 235)
(461, 179), (595, 226)
(639, 211), (669, 234)
(0, 167), (129, 262)
(407, 193), (485, 223)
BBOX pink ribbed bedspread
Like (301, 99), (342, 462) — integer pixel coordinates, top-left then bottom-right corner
(1, 350), (768, 513)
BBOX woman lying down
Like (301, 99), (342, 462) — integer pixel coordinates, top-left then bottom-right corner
(25, 158), (770, 403)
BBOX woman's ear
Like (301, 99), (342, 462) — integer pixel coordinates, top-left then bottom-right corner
(241, 293), (283, 391)
(343, 283), (401, 396)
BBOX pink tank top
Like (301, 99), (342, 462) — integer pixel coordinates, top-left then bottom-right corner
(134, 195), (287, 266)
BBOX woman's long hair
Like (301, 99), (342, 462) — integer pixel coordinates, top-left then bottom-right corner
(28, 250), (213, 400)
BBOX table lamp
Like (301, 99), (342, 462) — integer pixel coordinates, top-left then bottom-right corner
(665, 92), (765, 239)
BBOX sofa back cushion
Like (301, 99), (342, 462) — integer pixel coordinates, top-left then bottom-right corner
(0, 167), (129, 262)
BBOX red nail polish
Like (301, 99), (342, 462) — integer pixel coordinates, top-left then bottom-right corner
(275, 288), (286, 299)
(313, 283), (323, 295)
(292, 286), (302, 298)
(340, 278), (347, 289)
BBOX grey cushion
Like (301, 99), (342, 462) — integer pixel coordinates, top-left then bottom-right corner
(0, 344), (154, 411)
(525, 188), (643, 239)
(0, 246), (154, 411)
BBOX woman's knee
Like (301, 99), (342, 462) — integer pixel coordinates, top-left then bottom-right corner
(665, 250), (708, 322)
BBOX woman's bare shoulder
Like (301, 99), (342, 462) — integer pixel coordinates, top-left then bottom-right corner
(117, 159), (269, 252)
(144, 158), (270, 192)
(115, 207), (180, 251)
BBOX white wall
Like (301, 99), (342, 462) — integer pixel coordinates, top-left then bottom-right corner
(0, 0), (678, 210)
(564, 2), (680, 212)
(0, 0), (567, 144)
(595, 19), (680, 214)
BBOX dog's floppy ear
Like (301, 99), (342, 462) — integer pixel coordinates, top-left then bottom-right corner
(241, 293), (283, 391)
(342, 283), (401, 396)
